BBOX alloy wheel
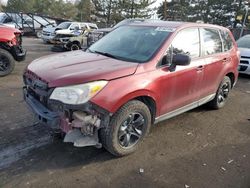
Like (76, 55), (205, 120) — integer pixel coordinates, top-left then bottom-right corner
(118, 112), (145, 148)
(218, 82), (230, 104)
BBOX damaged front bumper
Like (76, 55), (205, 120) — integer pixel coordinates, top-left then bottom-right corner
(23, 87), (109, 148)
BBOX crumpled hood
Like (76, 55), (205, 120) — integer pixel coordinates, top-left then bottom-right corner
(26, 51), (138, 87)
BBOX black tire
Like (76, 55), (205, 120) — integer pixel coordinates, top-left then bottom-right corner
(0, 49), (15, 77)
(70, 43), (81, 51)
(208, 76), (231, 109)
(36, 31), (42, 38)
(100, 100), (151, 156)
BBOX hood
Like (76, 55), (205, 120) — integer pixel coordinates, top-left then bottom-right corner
(0, 24), (20, 33)
(238, 48), (250, 57)
(26, 51), (138, 87)
(43, 26), (56, 33)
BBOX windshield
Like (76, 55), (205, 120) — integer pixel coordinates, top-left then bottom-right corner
(57, 22), (71, 29)
(88, 26), (171, 63)
(237, 36), (250, 48)
(114, 19), (144, 29)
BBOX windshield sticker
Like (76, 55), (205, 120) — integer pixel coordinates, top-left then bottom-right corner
(155, 27), (176, 32)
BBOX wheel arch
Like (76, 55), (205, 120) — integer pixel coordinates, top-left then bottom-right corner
(225, 72), (235, 88)
(107, 90), (159, 123)
(134, 96), (157, 124)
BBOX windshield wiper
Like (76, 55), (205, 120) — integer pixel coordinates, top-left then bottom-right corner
(92, 50), (118, 59)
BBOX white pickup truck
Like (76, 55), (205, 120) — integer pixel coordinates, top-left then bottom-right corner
(42, 22), (98, 43)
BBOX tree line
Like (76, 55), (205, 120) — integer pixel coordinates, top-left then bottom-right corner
(1, 0), (156, 26)
(0, 0), (249, 28)
(157, 0), (250, 27)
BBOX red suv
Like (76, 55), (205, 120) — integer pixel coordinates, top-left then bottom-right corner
(0, 25), (26, 76)
(23, 22), (239, 156)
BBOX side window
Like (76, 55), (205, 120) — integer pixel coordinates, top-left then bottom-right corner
(171, 28), (200, 58)
(70, 23), (79, 30)
(221, 30), (234, 51)
(201, 28), (223, 55)
(161, 28), (200, 66)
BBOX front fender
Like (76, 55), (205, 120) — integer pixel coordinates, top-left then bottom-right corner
(108, 89), (159, 114)
(91, 79), (160, 116)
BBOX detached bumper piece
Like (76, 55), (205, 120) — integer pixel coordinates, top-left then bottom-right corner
(64, 129), (101, 148)
(11, 45), (26, 62)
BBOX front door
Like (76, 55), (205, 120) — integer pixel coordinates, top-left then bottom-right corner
(157, 28), (205, 116)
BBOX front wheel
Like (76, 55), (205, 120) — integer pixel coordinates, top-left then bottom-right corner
(100, 100), (151, 156)
(208, 76), (231, 109)
(70, 43), (81, 51)
(0, 49), (15, 77)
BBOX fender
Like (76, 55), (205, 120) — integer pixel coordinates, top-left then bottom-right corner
(92, 89), (160, 116)
(113, 89), (159, 113)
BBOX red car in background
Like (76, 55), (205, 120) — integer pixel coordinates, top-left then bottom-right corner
(0, 25), (26, 76)
(23, 21), (239, 156)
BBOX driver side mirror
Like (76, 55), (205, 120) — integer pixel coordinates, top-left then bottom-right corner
(167, 53), (191, 72)
(172, 54), (191, 66)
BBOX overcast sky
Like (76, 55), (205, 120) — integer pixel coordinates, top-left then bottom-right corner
(152, 0), (162, 8)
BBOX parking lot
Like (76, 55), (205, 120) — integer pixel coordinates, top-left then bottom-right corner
(0, 37), (250, 188)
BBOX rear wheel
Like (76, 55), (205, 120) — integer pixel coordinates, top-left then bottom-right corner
(100, 100), (151, 156)
(0, 49), (15, 77)
(208, 76), (231, 109)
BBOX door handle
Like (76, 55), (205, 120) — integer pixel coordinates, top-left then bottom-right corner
(196, 65), (204, 71)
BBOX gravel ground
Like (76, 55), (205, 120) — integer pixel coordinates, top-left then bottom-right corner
(0, 37), (250, 188)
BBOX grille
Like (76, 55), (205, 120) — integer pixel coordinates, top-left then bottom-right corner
(241, 56), (250, 59)
(24, 70), (50, 106)
(240, 60), (249, 65)
(42, 31), (50, 36)
(239, 65), (248, 71)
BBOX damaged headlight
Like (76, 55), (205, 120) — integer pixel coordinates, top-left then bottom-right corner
(50, 81), (108, 105)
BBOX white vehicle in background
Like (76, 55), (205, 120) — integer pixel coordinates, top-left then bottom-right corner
(237, 35), (250, 75)
(42, 22), (98, 43)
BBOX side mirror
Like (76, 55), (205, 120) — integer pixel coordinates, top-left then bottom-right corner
(172, 54), (191, 66)
(169, 54), (191, 72)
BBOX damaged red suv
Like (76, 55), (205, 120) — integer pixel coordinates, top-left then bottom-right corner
(23, 21), (239, 156)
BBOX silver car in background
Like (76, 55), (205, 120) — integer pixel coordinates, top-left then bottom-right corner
(237, 35), (250, 75)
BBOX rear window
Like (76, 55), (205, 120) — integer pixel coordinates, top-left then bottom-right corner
(201, 28), (223, 55)
(221, 30), (234, 51)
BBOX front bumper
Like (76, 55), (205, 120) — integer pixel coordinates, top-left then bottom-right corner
(11, 46), (26, 62)
(23, 87), (60, 129)
(239, 57), (250, 75)
(42, 34), (55, 42)
(23, 85), (110, 146)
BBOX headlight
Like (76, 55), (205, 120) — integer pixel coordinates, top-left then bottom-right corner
(49, 81), (108, 105)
